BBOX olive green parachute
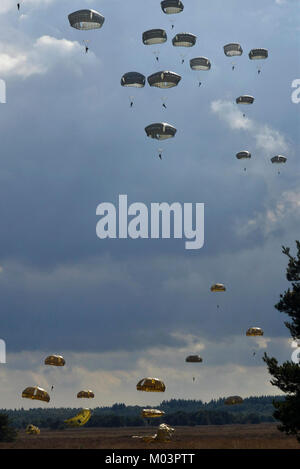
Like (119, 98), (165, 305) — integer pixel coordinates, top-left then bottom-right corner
(249, 48), (268, 60)
(64, 408), (92, 427)
(141, 409), (165, 418)
(246, 327), (264, 336)
(172, 33), (196, 47)
(142, 29), (167, 45)
(211, 283), (226, 292)
(271, 155), (287, 164)
(147, 71), (181, 88)
(121, 72), (145, 88)
(25, 424), (40, 435)
(236, 95), (255, 105)
(225, 396), (243, 405)
(68, 9), (105, 30)
(77, 390), (95, 398)
(190, 57), (211, 71)
(44, 355), (65, 366)
(22, 386), (50, 403)
(236, 151), (251, 160)
(224, 43), (243, 57)
(145, 122), (177, 140)
(161, 0), (184, 14)
(185, 355), (203, 363)
(137, 378), (166, 392)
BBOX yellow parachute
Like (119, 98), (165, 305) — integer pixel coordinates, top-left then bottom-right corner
(25, 424), (40, 435)
(246, 327), (264, 337)
(77, 390), (94, 398)
(136, 378), (166, 392)
(211, 283), (226, 292)
(22, 386), (50, 403)
(44, 355), (65, 366)
(64, 408), (92, 427)
(141, 409), (165, 418)
(225, 396), (243, 405)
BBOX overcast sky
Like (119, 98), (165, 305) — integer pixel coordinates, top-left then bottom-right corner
(0, 0), (299, 409)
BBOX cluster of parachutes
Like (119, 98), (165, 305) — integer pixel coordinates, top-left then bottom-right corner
(21, 355), (94, 429)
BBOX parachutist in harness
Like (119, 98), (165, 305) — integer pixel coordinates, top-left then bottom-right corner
(85, 46), (89, 53)
(17, 3), (20, 10)
(162, 103), (167, 109)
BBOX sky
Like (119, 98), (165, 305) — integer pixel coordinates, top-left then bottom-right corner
(0, 0), (299, 409)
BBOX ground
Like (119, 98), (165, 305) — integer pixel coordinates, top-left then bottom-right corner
(0, 423), (299, 449)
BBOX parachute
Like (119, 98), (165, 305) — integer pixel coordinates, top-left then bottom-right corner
(132, 424), (175, 443)
(246, 327), (264, 337)
(136, 377), (166, 392)
(249, 48), (268, 60)
(236, 151), (251, 171)
(225, 396), (243, 405)
(210, 283), (226, 292)
(161, 0), (184, 14)
(142, 29), (167, 45)
(121, 72), (145, 88)
(77, 390), (95, 398)
(185, 355), (203, 363)
(68, 9), (105, 30)
(141, 409), (165, 418)
(271, 155), (287, 164)
(145, 123), (177, 140)
(25, 424), (40, 435)
(236, 95), (255, 105)
(172, 33), (196, 47)
(64, 408), (92, 427)
(44, 355), (65, 366)
(224, 43), (243, 57)
(22, 386), (50, 403)
(147, 71), (181, 88)
(190, 57), (211, 71)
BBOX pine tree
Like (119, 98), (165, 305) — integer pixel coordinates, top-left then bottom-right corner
(263, 241), (300, 442)
(0, 413), (17, 442)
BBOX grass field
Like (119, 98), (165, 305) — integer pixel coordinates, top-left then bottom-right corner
(0, 423), (299, 449)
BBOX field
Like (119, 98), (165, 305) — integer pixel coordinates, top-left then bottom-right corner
(0, 423), (299, 449)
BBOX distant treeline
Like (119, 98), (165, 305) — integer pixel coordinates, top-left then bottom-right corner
(1, 395), (284, 429)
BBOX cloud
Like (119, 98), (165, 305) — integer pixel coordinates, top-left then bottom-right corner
(0, 35), (96, 78)
(211, 100), (289, 157)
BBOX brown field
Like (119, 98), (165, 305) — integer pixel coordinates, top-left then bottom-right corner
(0, 423), (299, 449)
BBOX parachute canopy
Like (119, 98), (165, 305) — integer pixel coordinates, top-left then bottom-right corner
(246, 327), (264, 337)
(22, 386), (50, 403)
(65, 408), (92, 427)
(68, 9), (105, 30)
(271, 155), (287, 164)
(147, 71), (181, 88)
(211, 283), (226, 292)
(172, 33), (196, 47)
(236, 151), (251, 160)
(77, 390), (94, 399)
(161, 0), (184, 14)
(141, 408), (165, 418)
(190, 57), (211, 71)
(142, 29), (167, 45)
(236, 95), (254, 105)
(225, 396), (243, 405)
(25, 424), (40, 435)
(224, 43), (243, 57)
(185, 355), (203, 363)
(136, 377), (166, 392)
(249, 48), (268, 60)
(121, 72), (145, 88)
(145, 122), (177, 140)
(44, 355), (65, 366)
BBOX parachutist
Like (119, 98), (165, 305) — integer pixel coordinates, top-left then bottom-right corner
(198, 82), (202, 87)
(258, 69), (261, 75)
(162, 103), (167, 109)
(158, 153), (162, 160)
(85, 46), (89, 53)
(181, 59), (184, 64)
(244, 168), (246, 171)
(156, 56), (159, 62)
(130, 101), (133, 108)
(243, 114), (245, 118)
(17, 3), (20, 10)
(232, 65), (235, 71)
(51, 385), (54, 391)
